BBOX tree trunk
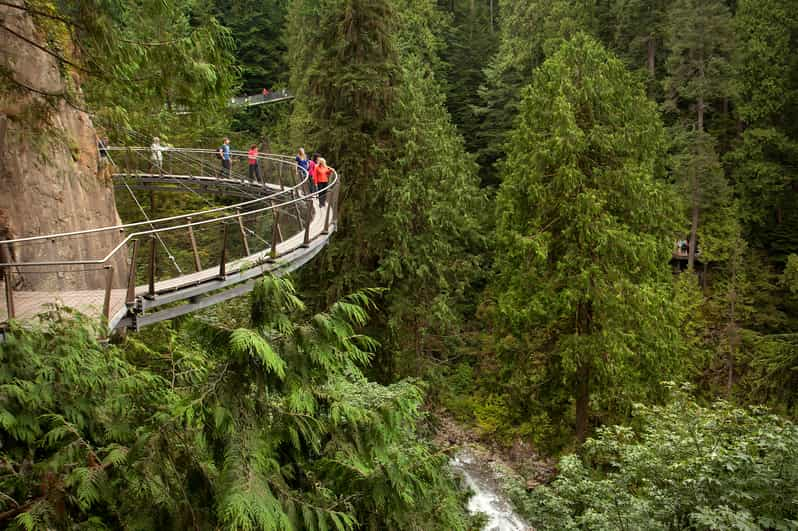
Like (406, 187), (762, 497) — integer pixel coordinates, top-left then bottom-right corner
(697, 96), (705, 132)
(727, 251), (739, 397)
(697, 49), (705, 132)
(575, 361), (590, 443)
(647, 37), (656, 77)
(688, 199), (699, 270)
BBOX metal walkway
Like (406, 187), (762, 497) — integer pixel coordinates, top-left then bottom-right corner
(229, 89), (294, 107)
(0, 147), (338, 333)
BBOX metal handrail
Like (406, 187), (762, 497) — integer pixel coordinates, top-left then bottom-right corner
(0, 148), (308, 246)
(4, 173), (339, 267)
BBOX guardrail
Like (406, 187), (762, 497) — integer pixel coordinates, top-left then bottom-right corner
(0, 147), (339, 332)
(230, 89), (293, 107)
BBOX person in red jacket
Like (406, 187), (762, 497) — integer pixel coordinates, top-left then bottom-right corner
(247, 144), (260, 181)
(315, 157), (333, 207)
(307, 153), (319, 193)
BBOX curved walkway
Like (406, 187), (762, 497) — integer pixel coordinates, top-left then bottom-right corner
(0, 148), (338, 333)
(230, 89), (294, 107)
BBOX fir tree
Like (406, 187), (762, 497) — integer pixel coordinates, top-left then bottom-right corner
(438, 0), (498, 155)
(728, 0), (798, 255)
(493, 33), (682, 442)
(664, 0), (736, 269)
(289, 0), (487, 381)
(607, 0), (668, 93)
(474, 0), (597, 186)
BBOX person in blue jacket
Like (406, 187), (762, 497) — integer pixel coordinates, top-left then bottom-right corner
(218, 138), (232, 178)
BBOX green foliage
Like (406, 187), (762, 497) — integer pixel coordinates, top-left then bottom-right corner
(0, 279), (471, 529)
(474, 0), (598, 186)
(288, 0), (487, 383)
(215, 0), (290, 93)
(492, 33), (682, 442)
(437, 0), (498, 157)
(607, 0), (667, 80)
(733, 0), (798, 126)
(515, 386), (798, 530)
(663, 0), (736, 124)
(66, 0), (238, 138)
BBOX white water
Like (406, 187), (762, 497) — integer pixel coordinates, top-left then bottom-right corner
(451, 449), (530, 531)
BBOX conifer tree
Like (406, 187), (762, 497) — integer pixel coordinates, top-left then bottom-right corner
(474, 0), (597, 186)
(289, 0), (486, 379)
(215, 0), (290, 92)
(493, 34), (681, 442)
(289, 0), (401, 303)
(728, 0), (798, 253)
(438, 0), (498, 154)
(664, 0), (736, 269)
(608, 0), (667, 89)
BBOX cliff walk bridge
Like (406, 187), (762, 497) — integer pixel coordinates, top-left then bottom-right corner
(174, 89), (294, 115)
(230, 89), (294, 107)
(0, 146), (339, 335)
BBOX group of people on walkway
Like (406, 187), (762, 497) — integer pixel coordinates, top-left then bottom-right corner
(141, 137), (332, 205)
(215, 141), (335, 207)
(295, 148), (334, 207)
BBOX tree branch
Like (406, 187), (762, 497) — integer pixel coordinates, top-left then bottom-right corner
(0, 1), (190, 47)
(0, 497), (42, 523)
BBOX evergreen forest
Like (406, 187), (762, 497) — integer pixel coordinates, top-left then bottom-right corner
(2, 0), (798, 529)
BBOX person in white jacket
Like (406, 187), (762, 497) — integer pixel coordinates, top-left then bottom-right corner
(150, 137), (166, 173)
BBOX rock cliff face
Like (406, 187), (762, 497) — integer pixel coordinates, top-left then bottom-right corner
(0, 1), (126, 289)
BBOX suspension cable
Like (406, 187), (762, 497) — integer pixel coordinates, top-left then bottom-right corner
(120, 177), (183, 275)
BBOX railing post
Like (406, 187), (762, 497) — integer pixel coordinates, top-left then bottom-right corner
(293, 189), (304, 230)
(270, 207), (280, 260)
(218, 223), (229, 278)
(126, 239), (139, 305)
(323, 188), (332, 234)
(187, 216), (202, 272)
(147, 234), (156, 298)
(3, 267), (14, 320)
(302, 198), (313, 247)
(236, 209), (250, 256)
(102, 265), (114, 323)
(1, 243), (15, 320)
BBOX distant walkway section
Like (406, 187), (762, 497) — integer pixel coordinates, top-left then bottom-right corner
(229, 89), (294, 107)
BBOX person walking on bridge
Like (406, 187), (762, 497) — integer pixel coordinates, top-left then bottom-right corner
(219, 138), (232, 178)
(315, 157), (333, 207)
(150, 137), (165, 173)
(248, 144), (261, 181)
(97, 136), (109, 170)
(295, 148), (311, 192)
(308, 153), (320, 194)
